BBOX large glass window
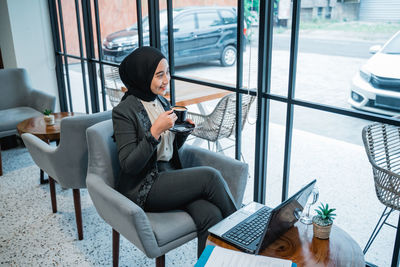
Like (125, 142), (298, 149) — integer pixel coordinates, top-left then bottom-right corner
(49, 1), (400, 266)
(290, 108), (396, 266)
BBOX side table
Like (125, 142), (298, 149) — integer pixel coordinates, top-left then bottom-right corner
(17, 112), (84, 184)
(207, 222), (365, 267)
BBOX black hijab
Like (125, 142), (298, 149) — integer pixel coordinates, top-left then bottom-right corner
(119, 46), (166, 102)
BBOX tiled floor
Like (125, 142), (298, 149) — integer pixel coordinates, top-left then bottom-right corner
(1, 116), (397, 266)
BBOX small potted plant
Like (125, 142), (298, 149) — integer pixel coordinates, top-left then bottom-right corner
(312, 202), (336, 239)
(43, 109), (55, 126)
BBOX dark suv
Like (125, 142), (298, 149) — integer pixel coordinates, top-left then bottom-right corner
(102, 6), (246, 67)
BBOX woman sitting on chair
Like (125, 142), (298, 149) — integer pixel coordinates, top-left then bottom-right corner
(112, 46), (237, 257)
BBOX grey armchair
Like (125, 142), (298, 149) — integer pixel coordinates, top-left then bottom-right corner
(21, 110), (111, 240)
(86, 119), (248, 267)
(0, 68), (56, 175)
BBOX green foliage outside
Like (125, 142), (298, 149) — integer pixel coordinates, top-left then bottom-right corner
(244, 0), (261, 41)
(301, 19), (400, 34)
(244, 0), (259, 27)
(244, 1), (399, 41)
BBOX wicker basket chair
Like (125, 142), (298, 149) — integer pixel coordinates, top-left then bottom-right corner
(103, 66), (125, 107)
(187, 93), (255, 159)
(362, 122), (400, 258)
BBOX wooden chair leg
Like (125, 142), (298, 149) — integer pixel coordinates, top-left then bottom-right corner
(48, 177), (57, 213)
(40, 169), (49, 184)
(156, 255), (165, 267)
(113, 229), (120, 267)
(73, 189), (83, 240)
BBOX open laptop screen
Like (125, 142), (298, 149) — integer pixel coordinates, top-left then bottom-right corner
(256, 180), (316, 254)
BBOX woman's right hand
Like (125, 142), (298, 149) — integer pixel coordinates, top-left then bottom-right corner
(150, 110), (177, 139)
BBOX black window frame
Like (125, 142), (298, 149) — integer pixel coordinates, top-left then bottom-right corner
(48, 1), (400, 264)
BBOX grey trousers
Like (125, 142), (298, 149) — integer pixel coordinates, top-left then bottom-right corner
(144, 164), (237, 257)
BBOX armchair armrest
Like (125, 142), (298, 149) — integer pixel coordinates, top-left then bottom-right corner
(179, 145), (248, 207)
(29, 89), (56, 113)
(86, 173), (161, 257)
(21, 133), (58, 177)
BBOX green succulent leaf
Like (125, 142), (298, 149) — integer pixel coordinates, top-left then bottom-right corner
(43, 109), (52, 116)
(314, 202), (336, 222)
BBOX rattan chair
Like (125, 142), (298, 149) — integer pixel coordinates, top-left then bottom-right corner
(103, 66), (125, 107)
(362, 122), (400, 260)
(187, 93), (255, 160)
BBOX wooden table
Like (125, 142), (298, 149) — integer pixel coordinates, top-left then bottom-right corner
(121, 79), (232, 107)
(166, 80), (231, 107)
(17, 112), (84, 184)
(207, 222), (365, 267)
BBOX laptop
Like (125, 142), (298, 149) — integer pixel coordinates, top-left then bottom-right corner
(208, 179), (316, 254)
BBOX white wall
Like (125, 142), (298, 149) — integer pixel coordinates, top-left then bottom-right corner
(0, 0), (59, 111)
(0, 0), (17, 68)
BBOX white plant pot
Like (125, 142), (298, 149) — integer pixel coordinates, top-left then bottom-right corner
(44, 114), (55, 125)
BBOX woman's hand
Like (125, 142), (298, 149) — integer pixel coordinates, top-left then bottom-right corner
(186, 118), (195, 125)
(150, 110), (177, 139)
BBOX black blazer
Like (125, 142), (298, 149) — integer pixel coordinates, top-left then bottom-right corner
(112, 95), (188, 208)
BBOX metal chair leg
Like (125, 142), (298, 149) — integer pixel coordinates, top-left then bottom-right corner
(215, 141), (224, 154)
(364, 207), (393, 254)
(240, 152), (246, 163)
(391, 213), (400, 267)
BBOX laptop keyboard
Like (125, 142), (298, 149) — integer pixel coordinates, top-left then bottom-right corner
(222, 206), (272, 246)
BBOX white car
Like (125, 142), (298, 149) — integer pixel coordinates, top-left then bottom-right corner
(348, 31), (400, 116)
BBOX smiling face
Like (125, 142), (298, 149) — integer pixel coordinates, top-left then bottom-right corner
(150, 58), (170, 96)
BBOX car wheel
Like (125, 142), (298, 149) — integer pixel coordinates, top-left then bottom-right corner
(221, 45), (236, 67)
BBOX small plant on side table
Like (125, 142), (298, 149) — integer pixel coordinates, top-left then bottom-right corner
(43, 109), (55, 125)
(312, 202), (336, 239)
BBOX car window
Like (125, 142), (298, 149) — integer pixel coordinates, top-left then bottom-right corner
(197, 11), (223, 28)
(175, 14), (196, 32)
(140, 10), (178, 33)
(219, 10), (236, 25)
(382, 32), (400, 54)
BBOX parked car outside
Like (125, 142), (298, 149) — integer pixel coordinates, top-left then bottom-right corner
(102, 6), (246, 67)
(348, 31), (400, 116)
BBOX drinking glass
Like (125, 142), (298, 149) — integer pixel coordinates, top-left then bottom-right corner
(300, 186), (319, 224)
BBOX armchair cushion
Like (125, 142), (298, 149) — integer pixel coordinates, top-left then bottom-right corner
(147, 211), (196, 247)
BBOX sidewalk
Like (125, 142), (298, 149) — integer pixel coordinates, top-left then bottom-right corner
(278, 20), (398, 42)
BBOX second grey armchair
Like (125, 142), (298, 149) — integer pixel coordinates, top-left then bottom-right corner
(0, 68), (56, 176)
(21, 110), (111, 240)
(86, 119), (248, 267)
